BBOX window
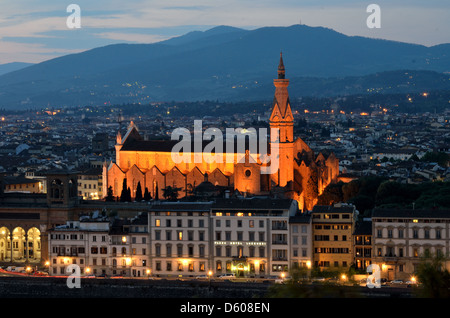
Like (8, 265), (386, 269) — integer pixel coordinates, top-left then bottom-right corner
(301, 236), (307, 245)
(226, 246), (231, 257)
(155, 219), (161, 227)
(259, 232), (265, 242)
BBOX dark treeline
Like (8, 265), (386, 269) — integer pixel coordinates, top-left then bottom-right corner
(318, 176), (450, 216)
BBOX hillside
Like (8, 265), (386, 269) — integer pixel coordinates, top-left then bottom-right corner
(0, 24), (449, 109)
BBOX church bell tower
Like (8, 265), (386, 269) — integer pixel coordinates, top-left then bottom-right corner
(269, 52), (294, 187)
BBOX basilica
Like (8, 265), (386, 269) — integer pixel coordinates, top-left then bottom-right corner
(103, 54), (339, 211)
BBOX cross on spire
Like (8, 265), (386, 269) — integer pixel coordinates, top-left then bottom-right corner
(278, 51), (285, 79)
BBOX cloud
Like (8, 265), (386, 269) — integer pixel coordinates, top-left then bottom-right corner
(93, 31), (169, 43)
(0, 0), (449, 63)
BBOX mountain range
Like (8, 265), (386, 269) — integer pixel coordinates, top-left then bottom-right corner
(0, 24), (449, 110)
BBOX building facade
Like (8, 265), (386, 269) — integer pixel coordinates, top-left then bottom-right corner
(48, 198), (303, 278)
(312, 204), (357, 270)
(371, 208), (450, 281)
(48, 212), (150, 277)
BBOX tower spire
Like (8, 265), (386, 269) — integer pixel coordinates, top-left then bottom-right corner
(278, 51), (285, 79)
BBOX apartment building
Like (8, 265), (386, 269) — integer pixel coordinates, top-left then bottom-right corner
(353, 219), (372, 271)
(48, 211), (150, 277)
(48, 214), (110, 276)
(371, 208), (450, 281)
(289, 212), (312, 271)
(312, 203), (357, 270)
(147, 202), (211, 278)
(210, 198), (298, 278)
(47, 198), (304, 278)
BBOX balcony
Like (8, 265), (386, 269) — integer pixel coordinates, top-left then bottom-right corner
(272, 257), (288, 261)
(271, 240), (287, 245)
(383, 254), (399, 263)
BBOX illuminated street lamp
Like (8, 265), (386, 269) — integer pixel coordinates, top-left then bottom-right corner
(208, 270), (213, 289)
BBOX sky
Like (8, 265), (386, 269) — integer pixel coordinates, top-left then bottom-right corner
(0, 0), (449, 64)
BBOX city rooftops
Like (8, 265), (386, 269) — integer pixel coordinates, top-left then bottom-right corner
(312, 204), (356, 214)
(372, 208), (450, 219)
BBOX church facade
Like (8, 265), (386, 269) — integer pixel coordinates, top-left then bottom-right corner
(103, 54), (339, 211)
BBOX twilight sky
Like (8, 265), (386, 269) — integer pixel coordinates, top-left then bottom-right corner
(0, 0), (449, 64)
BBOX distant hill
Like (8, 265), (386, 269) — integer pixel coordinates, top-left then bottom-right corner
(0, 62), (34, 76)
(0, 24), (449, 110)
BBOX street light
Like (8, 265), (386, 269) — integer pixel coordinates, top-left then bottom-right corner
(208, 270), (213, 290)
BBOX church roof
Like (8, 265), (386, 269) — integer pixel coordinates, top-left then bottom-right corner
(120, 135), (271, 154)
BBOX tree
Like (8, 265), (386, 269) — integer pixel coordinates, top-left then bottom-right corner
(416, 253), (450, 298)
(120, 179), (129, 202)
(143, 187), (151, 201)
(135, 181), (143, 202)
(127, 187), (131, 202)
(162, 186), (181, 201)
(105, 186), (114, 202)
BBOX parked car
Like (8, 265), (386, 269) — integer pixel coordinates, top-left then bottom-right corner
(219, 273), (236, 279)
(195, 275), (208, 280)
(34, 271), (49, 276)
